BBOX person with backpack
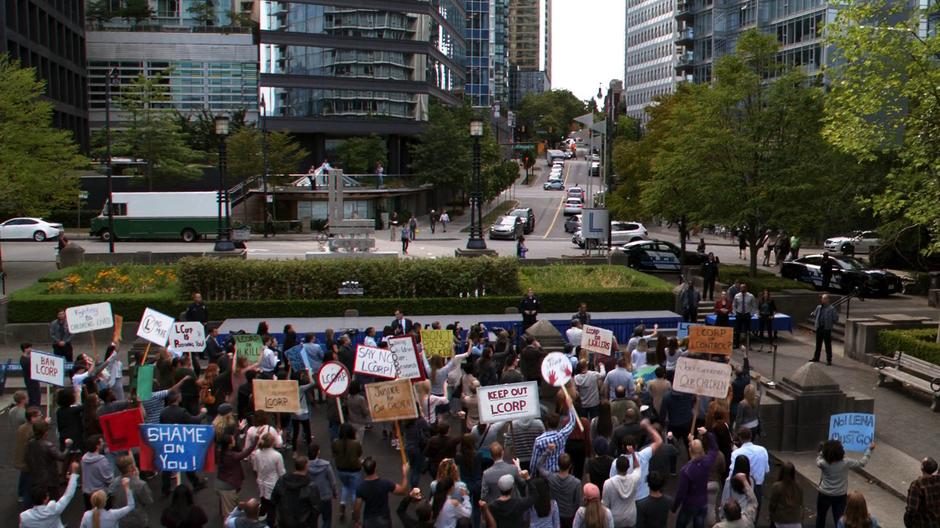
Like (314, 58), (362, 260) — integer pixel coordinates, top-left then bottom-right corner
(271, 454), (322, 528)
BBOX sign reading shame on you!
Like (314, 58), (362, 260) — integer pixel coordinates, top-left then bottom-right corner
(477, 381), (540, 424)
(252, 379), (301, 413)
(829, 413), (875, 453)
(139, 424), (214, 472)
(673, 356), (732, 399)
(365, 378), (418, 422)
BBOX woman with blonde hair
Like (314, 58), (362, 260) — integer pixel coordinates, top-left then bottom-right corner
(415, 379), (449, 427)
(734, 384), (761, 438)
(838, 491), (879, 528)
(79, 479), (135, 528)
(250, 433), (285, 525)
(572, 483), (613, 528)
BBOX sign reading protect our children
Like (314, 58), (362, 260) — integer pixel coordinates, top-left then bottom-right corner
(829, 413), (875, 452)
(581, 325), (614, 355)
(673, 356), (733, 399)
(421, 329), (454, 357)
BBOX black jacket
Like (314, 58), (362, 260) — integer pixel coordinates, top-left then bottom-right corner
(206, 336), (224, 365)
(159, 404), (205, 425)
(390, 318), (414, 335)
(271, 472), (321, 528)
(185, 302), (209, 324)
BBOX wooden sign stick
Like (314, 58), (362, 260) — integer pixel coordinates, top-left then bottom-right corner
(394, 420), (408, 466)
(90, 332), (98, 362)
(565, 381), (585, 432)
(140, 342), (152, 365)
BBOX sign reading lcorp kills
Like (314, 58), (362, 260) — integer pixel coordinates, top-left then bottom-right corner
(688, 325), (734, 356)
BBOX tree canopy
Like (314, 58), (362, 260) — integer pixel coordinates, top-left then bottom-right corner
(516, 90), (586, 144)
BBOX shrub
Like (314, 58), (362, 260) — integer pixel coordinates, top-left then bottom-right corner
(718, 264), (813, 292)
(877, 328), (940, 365)
(520, 265), (672, 292)
(8, 282), (183, 324)
(43, 264), (178, 295)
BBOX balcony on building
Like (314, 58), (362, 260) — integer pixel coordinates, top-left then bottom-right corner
(676, 73), (694, 84)
(675, 52), (695, 72)
(675, 27), (694, 46)
(676, 2), (693, 22)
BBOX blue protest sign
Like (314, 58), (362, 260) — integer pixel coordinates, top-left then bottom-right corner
(140, 424), (214, 472)
(677, 322), (694, 340)
(828, 413), (875, 452)
(284, 344), (309, 371)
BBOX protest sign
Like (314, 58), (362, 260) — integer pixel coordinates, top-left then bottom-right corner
(232, 334), (264, 363)
(112, 314), (124, 343)
(354, 344), (397, 379)
(421, 329), (454, 357)
(99, 408), (143, 451)
(387, 336), (425, 380)
(477, 381), (540, 424)
(365, 378), (418, 422)
(137, 364), (155, 400)
(677, 322), (695, 340)
(136, 308), (174, 347)
(65, 302), (113, 334)
(252, 379), (301, 413)
(317, 361), (350, 397)
(829, 413), (875, 452)
(541, 352), (573, 387)
(673, 356), (732, 399)
(581, 325), (614, 355)
(30, 350), (65, 386)
(167, 322), (206, 357)
(688, 325), (733, 356)
(139, 424), (215, 472)
(635, 365), (658, 383)
(284, 344), (309, 371)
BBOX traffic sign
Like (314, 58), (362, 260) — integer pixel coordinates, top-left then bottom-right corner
(317, 361), (350, 397)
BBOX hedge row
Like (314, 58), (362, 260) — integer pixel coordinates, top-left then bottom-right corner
(176, 256), (520, 301)
(8, 282), (183, 324)
(718, 265), (813, 293)
(877, 328), (940, 366)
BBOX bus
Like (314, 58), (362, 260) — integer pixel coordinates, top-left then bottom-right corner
(89, 192), (223, 242)
(546, 149), (566, 164)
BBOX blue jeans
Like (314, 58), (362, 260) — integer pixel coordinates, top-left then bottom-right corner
(675, 505), (707, 528)
(337, 469), (361, 506)
(320, 498), (333, 528)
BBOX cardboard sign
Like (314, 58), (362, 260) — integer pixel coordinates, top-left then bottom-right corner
(232, 334), (264, 363)
(677, 322), (694, 340)
(30, 350), (65, 386)
(581, 325), (614, 355)
(66, 302), (114, 333)
(672, 356), (733, 399)
(387, 336), (425, 380)
(477, 381), (540, 424)
(112, 314), (124, 343)
(136, 308), (174, 347)
(317, 361), (350, 397)
(167, 322), (206, 356)
(139, 424), (214, 472)
(421, 329), (454, 357)
(541, 352), (573, 387)
(688, 325), (733, 356)
(137, 364), (154, 401)
(284, 344), (309, 371)
(252, 379), (301, 413)
(354, 344), (397, 379)
(829, 413), (875, 452)
(365, 378), (418, 422)
(99, 408), (143, 451)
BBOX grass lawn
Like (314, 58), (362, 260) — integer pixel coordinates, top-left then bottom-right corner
(520, 264), (673, 292)
(718, 264), (813, 292)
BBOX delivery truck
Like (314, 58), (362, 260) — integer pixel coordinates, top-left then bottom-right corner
(89, 191), (223, 242)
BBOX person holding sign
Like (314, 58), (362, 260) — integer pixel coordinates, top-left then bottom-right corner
(815, 439), (874, 528)
(159, 392), (208, 496)
(19, 343), (41, 407)
(530, 388), (577, 472)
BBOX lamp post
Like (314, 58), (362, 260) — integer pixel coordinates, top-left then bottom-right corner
(213, 115), (235, 251)
(466, 118), (486, 250)
(105, 67), (119, 253)
(260, 95), (271, 237)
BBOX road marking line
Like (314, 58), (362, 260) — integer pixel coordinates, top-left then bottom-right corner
(543, 161), (575, 239)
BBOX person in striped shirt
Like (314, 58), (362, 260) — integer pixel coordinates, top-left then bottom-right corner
(530, 388), (577, 472)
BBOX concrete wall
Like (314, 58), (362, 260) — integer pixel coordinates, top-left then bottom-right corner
(844, 317), (938, 363)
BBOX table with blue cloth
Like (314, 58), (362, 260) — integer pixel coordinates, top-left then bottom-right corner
(704, 312), (793, 333)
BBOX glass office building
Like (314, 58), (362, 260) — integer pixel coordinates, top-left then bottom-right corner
(466, 0), (510, 108)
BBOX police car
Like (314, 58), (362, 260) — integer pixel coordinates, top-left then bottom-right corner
(780, 254), (902, 295)
(618, 239), (704, 271)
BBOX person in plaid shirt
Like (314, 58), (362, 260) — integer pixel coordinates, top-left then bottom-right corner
(905, 457), (940, 528)
(530, 389), (577, 472)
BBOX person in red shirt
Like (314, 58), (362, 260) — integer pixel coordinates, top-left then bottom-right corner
(714, 291), (733, 327)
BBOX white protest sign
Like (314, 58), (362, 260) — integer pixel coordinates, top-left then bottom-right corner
(387, 336), (425, 380)
(167, 322), (206, 357)
(581, 325), (614, 355)
(541, 352), (573, 387)
(478, 381), (540, 424)
(65, 302), (113, 333)
(30, 350), (65, 386)
(354, 345), (397, 379)
(673, 356), (733, 399)
(317, 361), (350, 397)
(136, 307), (175, 347)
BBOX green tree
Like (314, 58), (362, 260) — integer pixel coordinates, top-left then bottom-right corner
(336, 135), (388, 174)
(85, 0), (114, 27)
(0, 56), (86, 217)
(174, 108), (250, 162)
(516, 90), (586, 144)
(187, 0), (216, 26)
(120, 0), (153, 25)
(225, 127), (308, 186)
(267, 131), (309, 184)
(825, 0), (940, 256)
(112, 71), (201, 190)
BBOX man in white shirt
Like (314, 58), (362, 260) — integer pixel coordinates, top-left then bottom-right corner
(732, 284), (757, 349)
(608, 419), (663, 501)
(566, 319), (583, 347)
(726, 427), (769, 513)
(259, 336), (280, 377)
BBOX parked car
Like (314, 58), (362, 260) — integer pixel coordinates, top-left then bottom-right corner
(544, 179), (565, 190)
(563, 197), (584, 215)
(509, 207), (536, 234)
(824, 230), (881, 255)
(618, 239), (705, 271)
(780, 254), (902, 295)
(590, 161), (600, 177)
(563, 150), (574, 159)
(572, 221), (648, 248)
(0, 217), (62, 241)
(489, 215), (524, 240)
(565, 214), (582, 233)
(567, 186), (585, 201)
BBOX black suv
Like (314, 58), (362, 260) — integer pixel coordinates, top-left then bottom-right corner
(509, 207), (535, 234)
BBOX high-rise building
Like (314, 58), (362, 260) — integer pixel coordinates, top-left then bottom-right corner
(466, 0), (510, 108)
(1, 0), (89, 150)
(85, 1), (259, 130)
(624, 0), (677, 124)
(508, 0), (550, 107)
(260, 1), (466, 170)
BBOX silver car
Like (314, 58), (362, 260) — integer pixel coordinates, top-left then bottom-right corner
(489, 215), (524, 240)
(824, 230), (880, 255)
(572, 221), (648, 248)
(563, 197), (583, 215)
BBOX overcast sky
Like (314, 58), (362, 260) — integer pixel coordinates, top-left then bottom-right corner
(550, 0), (626, 103)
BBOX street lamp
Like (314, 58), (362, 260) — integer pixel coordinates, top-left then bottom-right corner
(105, 67), (119, 253)
(260, 95), (271, 237)
(213, 115), (235, 251)
(466, 118), (487, 250)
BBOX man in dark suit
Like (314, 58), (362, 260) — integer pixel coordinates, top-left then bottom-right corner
(159, 391), (207, 495)
(391, 309), (414, 336)
(205, 326), (224, 364)
(185, 292), (209, 326)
